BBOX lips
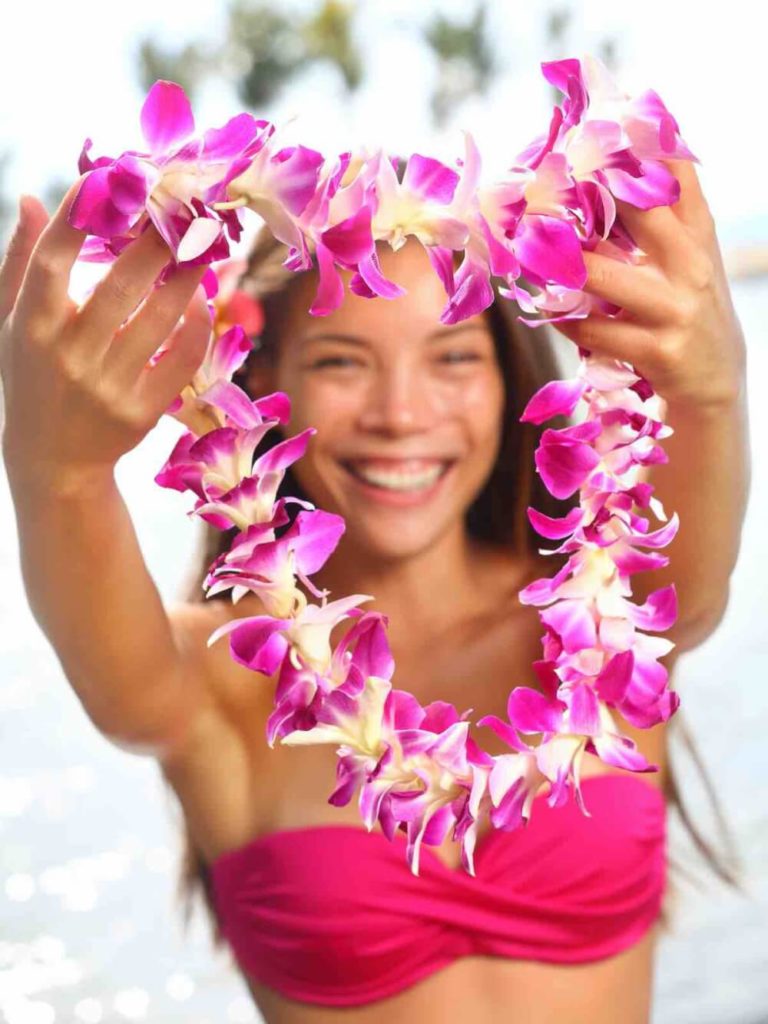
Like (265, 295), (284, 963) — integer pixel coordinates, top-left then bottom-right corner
(342, 458), (453, 487)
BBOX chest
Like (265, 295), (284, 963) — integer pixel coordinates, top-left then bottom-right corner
(217, 596), (668, 870)
(246, 602), (548, 835)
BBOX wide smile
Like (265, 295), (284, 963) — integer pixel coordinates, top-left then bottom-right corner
(338, 458), (456, 508)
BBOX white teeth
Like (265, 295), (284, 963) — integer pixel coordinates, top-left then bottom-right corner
(348, 462), (446, 491)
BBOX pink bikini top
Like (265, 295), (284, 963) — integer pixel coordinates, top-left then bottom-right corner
(209, 773), (667, 1008)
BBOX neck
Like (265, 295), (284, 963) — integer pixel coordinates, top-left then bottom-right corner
(311, 521), (487, 652)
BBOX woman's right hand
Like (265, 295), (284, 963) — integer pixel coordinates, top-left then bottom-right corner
(0, 177), (212, 494)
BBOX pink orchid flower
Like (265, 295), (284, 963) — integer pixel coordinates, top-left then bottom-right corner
(155, 422), (275, 502)
(518, 560), (679, 731)
(165, 326), (259, 433)
(359, 754), (471, 875)
(499, 55), (697, 324)
(221, 137), (325, 255)
(204, 509), (346, 617)
(414, 132), (502, 324)
(70, 80), (273, 263)
(501, 233), (638, 327)
(361, 698), (478, 874)
(161, 257), (272, 431)
(538, 55), (696, 213)
(206, 593), (374, 677)
(485, 750), (548, 832)
(265, 610), (394, 745)
(282, 679), (482, 875)
(280, 672), (392, 752)
(481, 661), (655, 816)
(369, 148), (469, 252)
(476, 156), (587, 298)
(533, 420), (603, 499)
(190, 428), (316, 531)
(287, 148), (402, 314)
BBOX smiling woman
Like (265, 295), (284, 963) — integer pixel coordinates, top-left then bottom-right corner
(218, 229), (567, 556)
(234, 234), (556, 561)
(289, 319), (497, 515)
(246, 243), (506, 564)
(167, 217), (744, 1023)
(0, 24), (756, 1018)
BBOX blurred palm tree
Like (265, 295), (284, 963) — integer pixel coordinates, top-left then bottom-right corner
(302, 0), (362, 92)
(3, 4), (621, 246)
(136, 39), (214, 100)
(423, 4), (496, 128)
(136, 0), (362, 110)
(222, 2), (306, 109)
(545, 7), (618, 103)
(133, 1), (511, 124)
(546, 7), (572, 54)
(133, 1), (617, 128)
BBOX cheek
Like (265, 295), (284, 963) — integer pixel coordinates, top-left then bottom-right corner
(461, 369), (506, 450)
(275, 365), (363, 437)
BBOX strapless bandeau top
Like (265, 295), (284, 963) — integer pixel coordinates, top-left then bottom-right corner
(209, 773), (667, 1008)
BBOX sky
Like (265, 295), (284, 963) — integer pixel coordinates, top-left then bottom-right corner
(0, 0), (765, 250)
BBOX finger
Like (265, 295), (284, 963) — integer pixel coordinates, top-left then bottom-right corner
(613, 199), (701, 279)
(0, 196), (50, 323)
(660, 157), (714, 232)
(71, 223), (178, 358)
(581, 251), (678, 325)
(134, 285), (212, 422)
(15, 177), (90, 328)
(104, 265), (209, 381)
(553, 311), (654, 369)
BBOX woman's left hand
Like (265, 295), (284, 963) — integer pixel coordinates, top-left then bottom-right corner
(555, 158), (747, 410)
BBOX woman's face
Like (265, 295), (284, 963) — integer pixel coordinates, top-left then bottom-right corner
(248, 239), (505, 561)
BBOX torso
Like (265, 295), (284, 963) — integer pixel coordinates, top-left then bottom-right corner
(162, 543), (673, 1024)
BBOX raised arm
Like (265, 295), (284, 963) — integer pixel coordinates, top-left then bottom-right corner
(628, 389), (750, 649)
(0, 183), (216, 758)
(554, 158), (750, 652)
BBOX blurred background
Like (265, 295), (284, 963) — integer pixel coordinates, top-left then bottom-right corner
(1, 1), (766, 1021)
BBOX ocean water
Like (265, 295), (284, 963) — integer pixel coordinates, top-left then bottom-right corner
(0, 276), (766, 1023)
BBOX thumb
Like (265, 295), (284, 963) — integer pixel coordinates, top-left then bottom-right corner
(0, 195), (51, 324)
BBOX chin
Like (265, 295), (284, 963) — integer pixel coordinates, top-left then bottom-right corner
(292, 457), (482, 560)
(341, 515), (454, 563)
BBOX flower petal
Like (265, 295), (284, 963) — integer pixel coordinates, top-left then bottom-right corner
(140, 80), (195, 152)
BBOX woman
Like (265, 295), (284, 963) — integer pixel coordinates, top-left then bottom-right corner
(0, 157), (749, 1023)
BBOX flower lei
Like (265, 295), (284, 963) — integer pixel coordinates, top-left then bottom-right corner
(69, 54), (688, 876)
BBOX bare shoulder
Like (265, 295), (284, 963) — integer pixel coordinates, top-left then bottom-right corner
(166, 597), (274, 725)
(471, 541), (551, 616)
(159, 598), (277, 861)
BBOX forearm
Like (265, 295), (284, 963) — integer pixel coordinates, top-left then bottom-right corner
(5, 458), (195, 746)
(632, 381), (751, 640)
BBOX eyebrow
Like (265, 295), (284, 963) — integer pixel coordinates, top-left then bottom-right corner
(299, 323), (489, 346)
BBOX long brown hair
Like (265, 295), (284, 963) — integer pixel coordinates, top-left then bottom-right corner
(168, 223), (746, 948)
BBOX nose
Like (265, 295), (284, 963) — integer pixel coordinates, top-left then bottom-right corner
(357, 361), (433, 435)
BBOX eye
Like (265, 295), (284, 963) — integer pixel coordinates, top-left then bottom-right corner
(438, 350), (482, 364)
(309, 356), (361, 370)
